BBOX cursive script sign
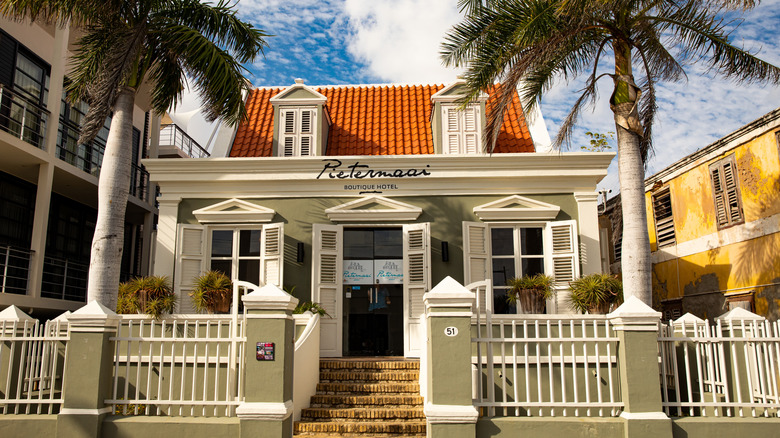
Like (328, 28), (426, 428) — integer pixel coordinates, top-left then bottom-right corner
(317, 159), (431, 180)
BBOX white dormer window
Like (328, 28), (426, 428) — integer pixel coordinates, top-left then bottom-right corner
(442, 104), (482, 154)
(280, 107), (316, 156)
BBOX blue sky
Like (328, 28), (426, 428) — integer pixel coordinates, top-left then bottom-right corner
(176, 0), (780, 197)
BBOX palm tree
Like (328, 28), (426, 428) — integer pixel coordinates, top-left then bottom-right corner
(1, 0), (268, 309)
(442, 0), (780, 305)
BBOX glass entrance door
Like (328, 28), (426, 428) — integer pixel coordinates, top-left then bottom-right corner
(342, 228), (403, 356)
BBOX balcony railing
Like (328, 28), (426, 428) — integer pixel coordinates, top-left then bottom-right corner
(0, 84), (50, 149)
(41, 255), (88, 302)
(0, 244), (33, 295)
(159, 123), (210, 158)
(56, 118), (104, 176)
(130, 163), (150, 202)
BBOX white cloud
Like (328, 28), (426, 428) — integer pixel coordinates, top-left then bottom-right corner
(343, 0), (462, 83)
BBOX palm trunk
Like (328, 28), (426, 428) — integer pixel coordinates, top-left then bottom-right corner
(614, 123), (652, 304)
(86, 87), (136, 310)
(612, 40), (653, 305)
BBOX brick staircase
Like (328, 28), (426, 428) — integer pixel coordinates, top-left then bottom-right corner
(294, 358), (426, 437)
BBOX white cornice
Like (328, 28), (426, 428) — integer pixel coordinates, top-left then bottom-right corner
(270, 79), (327, 105)
(143, 153), (614, 199)
(431, 80), (488, 103)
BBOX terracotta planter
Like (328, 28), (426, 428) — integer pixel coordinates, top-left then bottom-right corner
(208, 293), (232, 314)
(587, 301), (611, 314)
(517, 288), (547, 314)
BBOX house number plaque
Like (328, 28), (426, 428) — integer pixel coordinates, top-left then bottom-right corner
(444, 327), (458, 337)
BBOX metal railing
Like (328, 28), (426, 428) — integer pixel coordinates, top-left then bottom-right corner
(0, 318), (69, 414)
(56, 118), (104, 176)
(0, 244), (32, 295)
(130, 163), (150, 202)
(108, 315), (246, 417)
(0, 84), (50, 149)
(159, 123), (210, 158)
(469, 281), (622, 418)
(41, 256), (88, 302)
(658, 315), (780, 418)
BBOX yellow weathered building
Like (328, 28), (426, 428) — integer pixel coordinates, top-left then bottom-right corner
(644, 108), (780, 320)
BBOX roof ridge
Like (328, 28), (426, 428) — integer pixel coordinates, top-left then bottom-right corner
(251, 82), (447, 90)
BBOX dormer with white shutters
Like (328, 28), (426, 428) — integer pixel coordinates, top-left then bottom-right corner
(270, 79), (330, 157)
(431, 81), (488, 154)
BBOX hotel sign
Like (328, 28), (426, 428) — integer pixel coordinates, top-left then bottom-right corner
(317, 159), (431, 180)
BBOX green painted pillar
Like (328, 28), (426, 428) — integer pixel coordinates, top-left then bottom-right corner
(56, 301), (119, 438)
(422, 276), (478, 438)
(0, 306), (36, 405)
(608, 296), (672, 438)
(236, 282), (298, 438)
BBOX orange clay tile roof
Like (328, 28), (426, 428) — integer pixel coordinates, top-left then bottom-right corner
(229, 83), (535, 157)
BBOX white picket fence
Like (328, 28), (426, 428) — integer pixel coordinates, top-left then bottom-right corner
(0, 317), (69, 414)
(107, 315), (246, 417)
(658, 314), (780, 418)
(471, 281), (622, 418)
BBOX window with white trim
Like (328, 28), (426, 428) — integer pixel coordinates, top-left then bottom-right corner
(490, 226), (545, 314)
(709, 155), (743, 229)
(209, 228), (262, 283)
(442, 104), (481, 154)
(176, 222), (284, 304)
(463, 220), (579, 315)
(279, 107), (315, 157)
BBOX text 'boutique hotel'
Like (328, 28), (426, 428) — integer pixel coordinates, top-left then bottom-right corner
(144, 79), (613, 358)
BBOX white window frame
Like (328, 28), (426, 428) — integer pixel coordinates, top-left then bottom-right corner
(488, 223), (547, 313)
(442, 103), (482, 154)
(279, 106), (316, 157)
(206, 226), (263, 285)
(463, 219), (580, 315)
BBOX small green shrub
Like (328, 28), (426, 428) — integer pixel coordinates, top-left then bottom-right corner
(569, 273), (623, 314)
(293, 301), (330, 317)
(117, 276), (176, 319)
(506, 274), (555, 313)
(190, 270), (232, 314)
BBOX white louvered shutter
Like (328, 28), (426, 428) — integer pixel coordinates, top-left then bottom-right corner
(300, 109), (315, 156)
(545, 220), (580, 313)
(403, 223), (430, 357)
(463, 221), (490, 285)
(260, 223), (284, 287)
(443, 106), (461, 154)
(463, 221), (490, 314)
(463, 106), (480, 154)
(175, 224), (206, 313)
(281, 109), (297, 157)
(312, 224), (342, 357)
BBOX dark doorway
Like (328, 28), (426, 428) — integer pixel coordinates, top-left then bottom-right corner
(343, 228), (403, 356)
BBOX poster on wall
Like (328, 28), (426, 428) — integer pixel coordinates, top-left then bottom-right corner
(343, 260), (373, 285)
(374, 259), (403, 284)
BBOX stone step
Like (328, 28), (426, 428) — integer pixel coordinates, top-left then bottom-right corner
(319, 370), (419, 382)
(319, 359), (419, 372)
(310, 394), (424, 407)
(301, 407), (425, 421)
(315, 381), (419, 394)
(294, 420), (426, 436)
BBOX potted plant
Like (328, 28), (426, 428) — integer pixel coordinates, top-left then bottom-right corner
(190, 270), (233, 314)
(293, 301), (331, 317)
(569, 273), (623, 314)
(117, 276), (176, 319)
(506, 273), (555, 314)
